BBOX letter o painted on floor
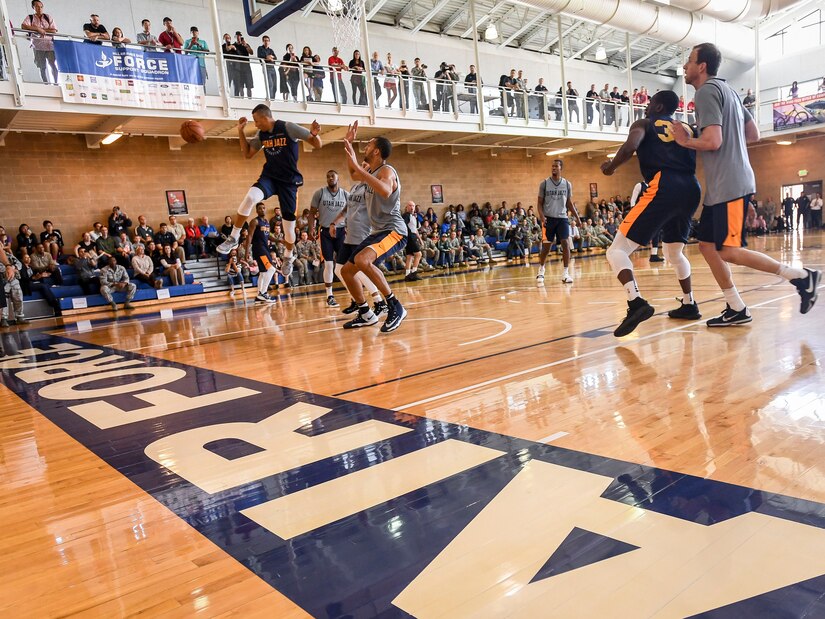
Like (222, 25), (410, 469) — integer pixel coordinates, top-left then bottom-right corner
(38, 367), (187, 400)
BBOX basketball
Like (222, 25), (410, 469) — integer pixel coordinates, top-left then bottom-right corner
(180, 120), (205, 144)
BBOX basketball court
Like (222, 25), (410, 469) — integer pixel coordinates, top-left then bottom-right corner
(2, 234), (825, 617)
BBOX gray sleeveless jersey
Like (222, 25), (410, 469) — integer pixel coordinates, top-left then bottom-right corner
(366, 164), (406, 236)
(311, 186), (349, 228)
(345, 182), (371, 245)
(539, 176), (573, 218)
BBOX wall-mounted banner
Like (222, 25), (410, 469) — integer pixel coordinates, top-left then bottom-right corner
(772, 93), (825, 132)
(54, 40), (205, 111)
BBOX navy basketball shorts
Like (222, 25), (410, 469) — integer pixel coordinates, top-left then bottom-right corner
(542, 217), (570, 244)
(253, 176), (300, 221)
(697, 194), (752, 250)
(619, 170), (701, 246)
(320, 226), (346, 261)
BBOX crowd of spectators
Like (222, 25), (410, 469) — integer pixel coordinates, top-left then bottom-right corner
(13, 2), (693, 124)
(752, 192), (825, 235)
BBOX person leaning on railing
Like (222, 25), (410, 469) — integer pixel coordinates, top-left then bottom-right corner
(185, 27), (209, 84)
(20, 0), (58, 85)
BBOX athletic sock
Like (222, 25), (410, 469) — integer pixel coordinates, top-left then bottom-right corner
(405, 269), (411, 275)
(230, 226), (242, 241)
(686, 291), (695, 304)
(371, 291), (382, 302)
(722, 286), (746, 311)
(386, 292), (396, 305)
(651, 246), (659, 256)
(358, 302), (375, 319)
(563, 267), (569, 277)
(777, 264), (807, 281)
(538, 265), (545, 274)
(325, 285), (333, 296)
(623, 280), (640, 302)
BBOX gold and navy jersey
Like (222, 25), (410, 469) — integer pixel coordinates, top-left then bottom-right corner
(256, 120), (302, 185)
(636, 115), (698, 182)
(251, 216), (270, 251)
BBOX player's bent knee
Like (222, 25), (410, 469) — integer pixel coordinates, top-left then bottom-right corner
(663, 243), (690, 279)
(239, 187), (265, 217)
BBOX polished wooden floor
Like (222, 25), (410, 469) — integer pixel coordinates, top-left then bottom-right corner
(1, 231), (824, 617)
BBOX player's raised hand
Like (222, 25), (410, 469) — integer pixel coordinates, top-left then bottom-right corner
(600, 160), (613, 176)
(343, 140), (360, 168)
(310, 120), (321, 136)
(238, 117), (248, 131)
(345, 121), (359, 143)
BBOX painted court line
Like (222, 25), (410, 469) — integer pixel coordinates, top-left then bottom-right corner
(537, 431), (569, 443)
(396, 288), (806, 411)
(309, 317), (513, 347)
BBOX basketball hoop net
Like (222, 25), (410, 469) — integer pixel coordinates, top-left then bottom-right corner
(322, 0), (364, 50)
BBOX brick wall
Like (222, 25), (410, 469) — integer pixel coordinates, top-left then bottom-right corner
(1, 131), (820, 247)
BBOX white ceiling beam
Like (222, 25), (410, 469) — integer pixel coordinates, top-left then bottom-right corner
(367, 0), (393, 20)
(461, 2), (507, 38)
(567, 38), (601, 60)
(539, 19), (582, 53)
(498, 11), (547, 48)
(625, 41), (671, 71)
(411, 0), (454, 34)
(394, 0), (418, 25)
(440, 7), (466, 33)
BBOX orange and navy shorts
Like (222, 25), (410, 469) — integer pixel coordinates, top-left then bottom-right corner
(697, 193), (752, 250)
(619, 170), (701, 245)
(349, 230), (407, 264)
(253, 249), (275, 272)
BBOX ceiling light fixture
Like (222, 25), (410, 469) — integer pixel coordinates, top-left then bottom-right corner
(595, 45), (607, 61)
(485, 23), (498, 41)
(101, 132), (123, 145)
(776, 140), (793, 146)
(545, 147), (573, 156)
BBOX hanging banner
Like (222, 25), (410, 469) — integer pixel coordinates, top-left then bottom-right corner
(772, 93), (825, 132)
(54, 40), (205, 111)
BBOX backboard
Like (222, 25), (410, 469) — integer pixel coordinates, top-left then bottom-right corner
(243, 0), (312, 36)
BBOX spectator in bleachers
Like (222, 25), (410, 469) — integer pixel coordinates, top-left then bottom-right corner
(115, 231), (134, 267)
(99, 256), (136, 311)
(136, 19), (159, 48)
(506, 222), (526, 262)
(566, 81), (580, 122)
(222, 34), (239, 97)
(108, 206), (131, 237)
(153, 222), (175, 248)
(199, 216), (219, 253)
(586, 84), (598, 123)
(235, 229), (256, 281)
(132, 234), (145, 251)
(16, 224), (37, 258)
(0, 227), (11, 254)
(159, 244), (184, 286)
(225, 248), (244, 295)
(83, 13), (109, 44)
(19, 253), (61, 316)
(111, 27), (131, 48)
(268, 206), (283, 231)
(135, 215), (154, 244)
(30, 243), (63, 284)
(437, 233), (453, 268)
(88, 222), (104, 242)
(473, 229), (493, 263)
(328, 46), (347, 104)
(168, 215), (186, 247)
(599, 83), (612, 124)
(95, 226), (117, 261)
(488, 213), (507, 242)
(449, 230), (466, 266)
(295, 231), (319, 285)
(220, 215), (234, 239)
(72, 247), (98, 295)
(75, 232), (98, 265)
(21, 1), (58, 85)
(158, 17), (183, 53)
(40, 220), (63, 260)
(369, 51), (384, 107)
(300, 46), (314, 100)
(185, 27), (209, 83)
(1, 253), (28, 326)
(423, 233), (440, 269)
(258, 35), (278, 97)
(384, 52), (399, 109)
(184, 218), (206, 258)
(131, 244), (161, 289)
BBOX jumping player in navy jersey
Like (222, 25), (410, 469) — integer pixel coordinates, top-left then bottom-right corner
(243, 202), (279, 303)
(601, 90), (701, 337)
(216, 104), (322, 283)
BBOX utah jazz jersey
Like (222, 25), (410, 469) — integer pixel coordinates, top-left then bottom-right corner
(366, 164), (407, 236)
(311, 187), (349, 228)
(636, 115), (698, 182)
(254, 120), (302, 185)
(251, 216), (270, 253)
(345, 182), (371, 246)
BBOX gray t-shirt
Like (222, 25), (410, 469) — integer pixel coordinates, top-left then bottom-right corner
(538, 177), (572, 218)
(345, 182), (371, 245)
(366, 164), (406, 236)
(695, 77), (756, 205)
(311, 187), (348, 228)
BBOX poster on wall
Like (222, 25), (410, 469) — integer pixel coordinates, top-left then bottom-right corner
(54, 39), (205, 112)
(431, 184), (443, 204)
(589, 182), (598, 199)
(772, 93), (825, 132)
(166, 190), (188, 215)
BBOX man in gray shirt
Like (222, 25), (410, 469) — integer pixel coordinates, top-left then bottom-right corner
(673, 42), (820, 325)
(536, 159), (582, 284)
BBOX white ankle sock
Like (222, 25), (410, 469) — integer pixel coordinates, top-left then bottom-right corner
(722, 286), (746, 311)
(777, 264), (807, 281)
(624, 280), (640, 301)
